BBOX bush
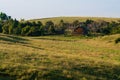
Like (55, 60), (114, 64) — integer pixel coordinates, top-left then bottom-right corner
(115, 38), (120, 44)
(64, 29), (73, 37)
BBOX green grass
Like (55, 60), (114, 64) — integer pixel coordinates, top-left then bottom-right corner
(29, 17), (120, 25)
(0, 33), (120, 80)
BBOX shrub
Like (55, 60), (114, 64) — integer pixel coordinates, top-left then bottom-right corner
(115, 38), (120, 44)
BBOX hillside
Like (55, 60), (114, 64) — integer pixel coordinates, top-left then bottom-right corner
(29, 17), (120, 25)
(0, 33), (120, 80)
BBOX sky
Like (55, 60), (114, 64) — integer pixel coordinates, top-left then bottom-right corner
(0, 0), (120, 20)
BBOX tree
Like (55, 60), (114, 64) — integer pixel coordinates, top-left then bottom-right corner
(102, 26), (111, 35)
(59, 20), (64, 27)
(2, 24), (9, 34)
(45, 21), (54, 27)
(21, 26), (31, 36)
(7, 19), (19, 34)
(27, 21), (43, 36)
(85, 19), (94, 25)
(48, 25), (55, 34)
(73, 20), (79, 27)
(28, 26), (39, 36)
(45, 21), (55, 34)
(12, 25), (22, 35)
(0, 12), (9, 20)
(37, 21), (42, 26)
(0, 21), (2, 32)
(112, 25), (120, 34)
(55, 20), (66, 34)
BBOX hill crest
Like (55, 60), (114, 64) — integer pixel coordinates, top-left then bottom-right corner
(29, 16), (120, 24)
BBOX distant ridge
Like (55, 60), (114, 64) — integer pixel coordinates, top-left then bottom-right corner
(29, 16), (120, 24)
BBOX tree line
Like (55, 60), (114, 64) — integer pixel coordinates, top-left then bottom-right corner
(0, 12), (120, 36)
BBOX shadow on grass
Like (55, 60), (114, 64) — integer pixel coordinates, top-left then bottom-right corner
(71, 64), (120, 80)
(0, 35), (44, 50)
(1, 63), (120, 80)
(34, 37), (77, 42)
(40, 64), (120, 80)
(22, 44), (44, 50)
(0, 35), (28, 44)
(41, 70), (73, 80)
(6, 35), (28, 41)
(0, 72), (16, 80)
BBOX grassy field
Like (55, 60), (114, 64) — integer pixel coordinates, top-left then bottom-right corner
(29, 17), (120, 25)
(0, 33), (120, 80)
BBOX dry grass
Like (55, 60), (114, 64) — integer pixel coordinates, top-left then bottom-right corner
(29, 17), (120, 25)
(0, 33), (120, 80)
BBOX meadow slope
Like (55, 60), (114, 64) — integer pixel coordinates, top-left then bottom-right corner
(0, 34), (120, 80)
(29, 17), (120, 25)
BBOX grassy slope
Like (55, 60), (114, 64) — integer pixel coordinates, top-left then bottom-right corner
(0, 34), (120, 80)
(29, 17), (120, 25)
